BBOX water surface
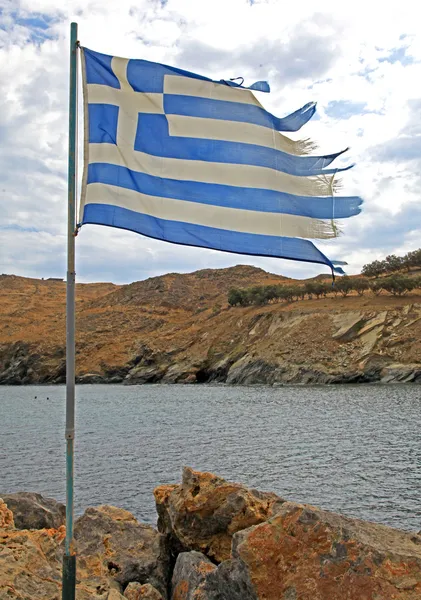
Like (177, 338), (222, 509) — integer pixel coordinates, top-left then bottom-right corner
(1, 384), (420, 530)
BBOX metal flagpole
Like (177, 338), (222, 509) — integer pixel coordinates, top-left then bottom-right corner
(62, 21), (78, 600)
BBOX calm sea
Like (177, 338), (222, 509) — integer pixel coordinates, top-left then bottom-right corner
(1, 384), (420, 531)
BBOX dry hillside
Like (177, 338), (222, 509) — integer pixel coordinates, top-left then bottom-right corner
(1, 266), (420, 385)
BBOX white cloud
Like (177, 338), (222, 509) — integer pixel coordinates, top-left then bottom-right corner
(1, 0), (421, 283)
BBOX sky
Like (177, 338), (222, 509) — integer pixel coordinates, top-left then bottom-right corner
(1, 0), (421, 283)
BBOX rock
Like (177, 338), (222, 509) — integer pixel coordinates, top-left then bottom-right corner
(108, 590), (126, 600)
(76, 372), (105, 383)
(226, 356), (280, 385)
(0, 524), (70, 600)
(198, 558), (257, 600)
(332, 312), (365, 341)
(74, 505), (170, 597)
(171, 551), (216, 599)
(124, 346), (170, 384)
(0, 501), (168, 600)
(329, 370), (379, 384)
(224, 501), (421, 599)
(154, 467), (284, 563)
(0, 341), (65, 384)
(125, 364), (167, 384)
(161, 362), (200, 384)
(1, 491), (65, 529)
(381, 364), (421, 383)
(171, 551), (257, 600)
(0, 499), (14, 530)
(124, 581), (164, 599)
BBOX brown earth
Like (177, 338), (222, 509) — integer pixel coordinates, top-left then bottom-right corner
(1, 266), (420, 385)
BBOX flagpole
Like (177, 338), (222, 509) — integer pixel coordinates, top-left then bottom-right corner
(62, 21), (78, 600)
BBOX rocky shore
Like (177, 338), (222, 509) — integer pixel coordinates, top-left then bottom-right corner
(1, 468), (421, 599)
(1, 270), (421, 386)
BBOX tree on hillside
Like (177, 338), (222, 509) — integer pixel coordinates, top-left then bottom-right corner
(381, 275), (415, 296)
(403, 249), (421, 271)
(362, 248), (421, 278)
(353, 278), (369, 296)
(385, 254), (404, 273)
(361, 260), (386, 278)
(228, 288), (244, 306)
(370, 280), (384, 296)
(335, 276), (353, 297)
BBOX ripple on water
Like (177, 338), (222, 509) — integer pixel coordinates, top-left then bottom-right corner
(0, 383), (420, 530)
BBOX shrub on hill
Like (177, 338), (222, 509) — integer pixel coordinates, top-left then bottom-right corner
(362, 248), (421, 278)
(227, 275), (421, 307)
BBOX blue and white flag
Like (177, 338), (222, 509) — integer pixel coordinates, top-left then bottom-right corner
(80, 48), (362, 273)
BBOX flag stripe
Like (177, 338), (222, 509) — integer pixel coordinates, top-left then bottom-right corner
(82, 202), (337, 269)
(87, 143), (340, 198)
(87, 162), (361, 219)
(87, 84), (164, 113)
(164, 75), (317, 131)
(164, 74), (263, 106)
(84, 182), (337, 239)
(167, 114), (313, 154)
(164, 93), (308, 132)
(135, 114), (349, 176)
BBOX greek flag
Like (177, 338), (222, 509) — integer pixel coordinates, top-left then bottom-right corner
(80, 48), (362, 273)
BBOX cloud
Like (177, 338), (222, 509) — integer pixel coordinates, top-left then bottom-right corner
(1, 0), (421, 283)
(370, 99), (421, 163)
(177, 15), (342, 86)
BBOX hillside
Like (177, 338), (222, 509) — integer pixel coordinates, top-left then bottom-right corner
(1, 266), (420, 385)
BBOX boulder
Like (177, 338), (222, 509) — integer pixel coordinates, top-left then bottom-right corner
(108, 590), (126, 600)
(0, 499), (14, 530)
(1, 491), (65, 529)
(223, 501), (421, 600)
(171, 551), (216, 599)
(226, 356), (280, 385)
(170, 551), (258, 600)
(125, 581), (164, 599)
(0, 524), (70, 600)
(154, 467), (284, 563)
(0, 501), (169, 600)
(76, 372), (105, 383)
(380, 364), (421, 383)
(74, 505), (170, 597)
(197, 558), (257, 600)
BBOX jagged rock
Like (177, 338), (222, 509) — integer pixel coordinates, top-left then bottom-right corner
(0, 524), (70, 600)
(380, 364), (421, 383)
(161, 362), (199, 383)
(1, 491), (65, 530)
(0, 341), (65, 384)
(197, 558), (258, 600)
(108, 590), (126, 600)
(171, 551), (216, 599)
(124, 345), (171, 384)
(0, 501), (169, 600)
(0, 499), (14, 530)
(332, 312), (365, 341)
(329, 370), (379, 384)
(154, 467), (284, 563)
(76, 372), (106, 383)
(74, 505), (170, 597)
(224, 501), (421, 600)
(125, 365), (167, 384)
(226, 356), (280, 384)
(124, 582), (164, 599)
